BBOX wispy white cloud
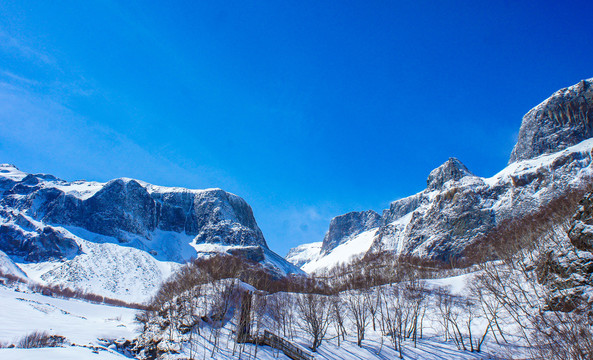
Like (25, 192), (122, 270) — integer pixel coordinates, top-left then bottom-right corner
(0, 70), (40, 86)
(0, 30), (55, 65)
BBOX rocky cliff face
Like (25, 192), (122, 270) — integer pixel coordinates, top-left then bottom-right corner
(0, 165), (300, 300)
(376, 143), (593, 261)
(537, 191), (593, 312)
(1, 171), (266, 249)
(0, 167), (267, 261)
(320, 210), (381, 255)
(289, 79), (593, 272)
(510, 78), (593, 163)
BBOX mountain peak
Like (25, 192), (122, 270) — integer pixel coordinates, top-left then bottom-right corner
(509, 78), (593, 163)
(426, 157), (473, 190)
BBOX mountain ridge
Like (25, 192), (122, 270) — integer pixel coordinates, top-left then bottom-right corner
(0, 164), (301, 301)
(288, 78), (593, 273)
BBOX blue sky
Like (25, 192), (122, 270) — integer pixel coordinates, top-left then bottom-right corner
(1, 1), (592, 256)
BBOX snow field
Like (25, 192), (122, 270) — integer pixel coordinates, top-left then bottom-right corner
(0, 284), (139, 359)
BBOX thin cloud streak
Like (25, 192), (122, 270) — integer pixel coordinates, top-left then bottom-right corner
(0, 30), (55, 66)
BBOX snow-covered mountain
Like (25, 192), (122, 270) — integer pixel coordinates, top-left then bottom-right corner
(290, 78), (593, 273)
(0, 166), (301, 302)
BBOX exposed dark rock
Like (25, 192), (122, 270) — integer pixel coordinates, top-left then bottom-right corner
(226, 246), (265, 263)
(0, 213), (80, 262)
(0, 169), (268, 259)
(538, 191), (593, 312)
(320, 210), (381, 255)
(382, 193), (423, 224)
(426, 158), (474, 190)
(1, 177), (267, 248)
(568, 192), (593, 251)
(509, 78), (593, 163)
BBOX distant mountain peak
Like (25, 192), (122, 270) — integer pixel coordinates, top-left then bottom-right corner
(320, 210), (381, 255)
(426, 157), (473, 191)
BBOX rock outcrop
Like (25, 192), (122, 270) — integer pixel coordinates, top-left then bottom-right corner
(510, 78), (593, 163)
(538, 191), (593, 312)
(0, 167), (266, 251)
(320, 210), (381, 255)
(426, 158), (474, 190)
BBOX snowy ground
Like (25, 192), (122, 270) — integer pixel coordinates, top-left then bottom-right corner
(299, 229), (378, 274)
(0, 284), (138, 359)
(0, 270), (524, 359)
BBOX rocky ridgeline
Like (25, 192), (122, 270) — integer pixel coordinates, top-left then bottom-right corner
(291, 78), (593, 270)
(0, 165), (300, 300)
(510, 79), (593, 163)
(320, 210), (381, 255)
(0, 168), (268, 262)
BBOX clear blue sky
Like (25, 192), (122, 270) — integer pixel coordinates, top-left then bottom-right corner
(1, 1), (592, 256)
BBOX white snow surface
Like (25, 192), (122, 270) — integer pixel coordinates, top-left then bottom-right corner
(0, 164), (27, 181)
(0, 164), (231, 200)
(301, 229), (378, 274)
(484, 137), (593, 187)
(0, 266), (524, 360)
(285, 242), (322, 268)
(0, 249), (27, 279)
(0, 285), (138, 359)
(18, 236), (179, 304)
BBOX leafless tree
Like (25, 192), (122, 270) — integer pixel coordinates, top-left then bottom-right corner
(365, 287), (382, 331)
(296, 293), (331, 352)
(435, 288), (453, 342)
(381, 284), (405, 358)
(330, 294), (347, 346)
(345, 289), (370, 347)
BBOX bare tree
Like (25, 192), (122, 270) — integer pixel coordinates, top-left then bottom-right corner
(330, 294), (346, 347)
(365, 287), (382, 332)
(402, 280), (426, 348)
(296, 293), (331, 352)
(345, 289), (370, 347)
(382, 285), (405, 358)
(435, 288), (453, 342)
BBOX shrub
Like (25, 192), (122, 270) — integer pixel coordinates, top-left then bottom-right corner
(16, 331), (65, 348)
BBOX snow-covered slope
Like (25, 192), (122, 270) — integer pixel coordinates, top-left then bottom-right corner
(285, 242), (322, 268)
(0, 165), (302, 302)
(0, 284), (138, 359)
(0, 249), (26, 279)
(290, 139), (593, 272)
(301, 229), (377, 273)
(0, 269), (512, 360)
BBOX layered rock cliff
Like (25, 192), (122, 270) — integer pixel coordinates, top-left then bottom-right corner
(0, 165), (300, 301)
(320, 210), (381, 255)
(510, 78), (593, 163)
(537, 191), (593, 312)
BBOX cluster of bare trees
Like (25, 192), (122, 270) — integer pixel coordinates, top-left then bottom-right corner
(0, 269), (146, 309)
(468, 184), (593, 360)
(137, 250), (508, 358)
(134, 184), (593, 359)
